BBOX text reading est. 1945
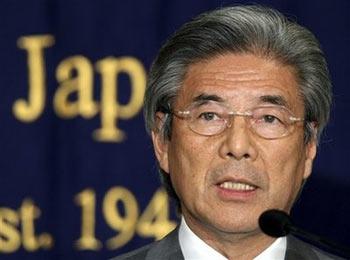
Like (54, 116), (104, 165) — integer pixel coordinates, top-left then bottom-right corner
(0, 187), (176, 253)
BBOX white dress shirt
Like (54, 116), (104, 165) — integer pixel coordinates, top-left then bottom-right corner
(179, 217), (286, 260)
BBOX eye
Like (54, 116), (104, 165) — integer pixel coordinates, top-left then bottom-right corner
(252, 107), (286, 126)
(198, 112), (219, 121)
(262, 114), (279, 124)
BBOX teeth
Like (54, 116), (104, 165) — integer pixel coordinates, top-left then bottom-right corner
(219, 181), (255, 191)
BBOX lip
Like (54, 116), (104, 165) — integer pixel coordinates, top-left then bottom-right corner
(215, 178), (259, 201)
(216, 177), (259, 187)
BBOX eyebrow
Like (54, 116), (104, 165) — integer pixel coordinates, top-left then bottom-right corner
(192, 93), (224, 104)
(259, 95), (289, 107)
(191, 93), (290, 108)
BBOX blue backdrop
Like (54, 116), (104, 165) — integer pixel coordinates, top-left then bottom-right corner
(0, 1), (349, 259)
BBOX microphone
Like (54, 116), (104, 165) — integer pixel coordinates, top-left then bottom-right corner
(259, 209), (350, 258)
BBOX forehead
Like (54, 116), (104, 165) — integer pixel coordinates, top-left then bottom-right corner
(176, 53), (304, 113)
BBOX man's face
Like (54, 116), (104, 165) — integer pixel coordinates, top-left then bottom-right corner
(152, 53), (316, 237)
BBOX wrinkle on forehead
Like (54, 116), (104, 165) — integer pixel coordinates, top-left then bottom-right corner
(176, 54), (304, 115)
(185, 63), (295, 90)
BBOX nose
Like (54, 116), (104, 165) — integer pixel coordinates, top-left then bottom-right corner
(218, 116), (258, 160)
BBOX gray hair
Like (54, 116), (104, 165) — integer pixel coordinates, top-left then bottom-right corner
(144, 5), (332, 207)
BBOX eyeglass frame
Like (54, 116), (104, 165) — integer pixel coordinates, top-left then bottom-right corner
(164, 101), (306, 140)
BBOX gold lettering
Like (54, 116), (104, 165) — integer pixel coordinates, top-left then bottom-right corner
(54, 56), (98, 118)
(14, 35), (55, 121)
(20, 199), (42, 251)
(103, 186), (139, 249)
(94, 57), (146, 142)
(37, 232), (54, 249)
(0, 208), (21, 253)
(74, 189), (102, 250)
(136, 189), (176, 240)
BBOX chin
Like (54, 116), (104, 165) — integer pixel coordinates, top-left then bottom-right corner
(205, 213), (260, 235)
(216, 222), (260, 235)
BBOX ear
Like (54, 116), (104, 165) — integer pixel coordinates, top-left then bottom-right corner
(151, 112), (170, 174)
(303, 126), (318, 179)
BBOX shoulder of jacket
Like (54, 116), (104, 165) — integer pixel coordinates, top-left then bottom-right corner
(109, 242), (156, 260)
(286, 235), (347, 260)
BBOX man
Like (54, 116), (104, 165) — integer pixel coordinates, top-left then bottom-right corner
(114, 5), (344, 260)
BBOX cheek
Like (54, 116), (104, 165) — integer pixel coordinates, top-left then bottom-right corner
(167, 128), (217, 195)
(259, 132), (306, 176)
(259, 138), (307, 207)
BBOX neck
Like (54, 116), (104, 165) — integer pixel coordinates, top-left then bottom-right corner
(183, 215), (276, 260)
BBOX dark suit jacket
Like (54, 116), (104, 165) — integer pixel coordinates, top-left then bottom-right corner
(112, 228), (345, 260)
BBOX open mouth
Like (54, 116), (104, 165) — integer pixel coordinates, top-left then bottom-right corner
(218, 181), (257, 191)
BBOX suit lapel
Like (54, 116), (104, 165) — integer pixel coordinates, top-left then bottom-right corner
(145, 227), (184, 260)
(285, 235), (320, 260)
(142, 229), (324, 260)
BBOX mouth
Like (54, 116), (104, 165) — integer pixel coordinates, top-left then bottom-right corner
(218, 181), (257, 191)
(215, 179), (259, 201)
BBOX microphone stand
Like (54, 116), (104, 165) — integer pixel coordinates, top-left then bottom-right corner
(259, 209), (350, 258)
(287, 224), (350, 258)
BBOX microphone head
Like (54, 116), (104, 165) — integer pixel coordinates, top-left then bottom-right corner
(259, 209), (292, 238)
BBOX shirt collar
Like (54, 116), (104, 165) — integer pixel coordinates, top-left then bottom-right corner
(178, 217), (287, 260)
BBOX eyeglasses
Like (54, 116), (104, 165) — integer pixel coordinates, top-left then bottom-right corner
(171, 101), (304, 139)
